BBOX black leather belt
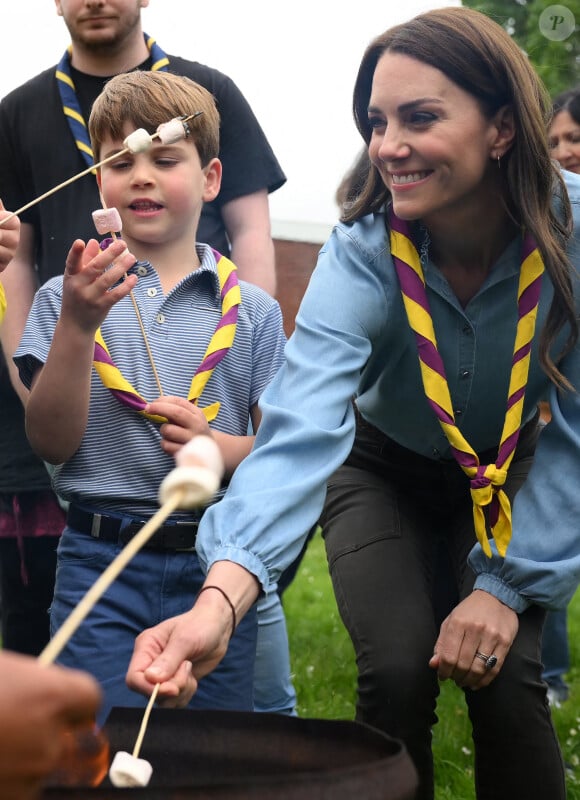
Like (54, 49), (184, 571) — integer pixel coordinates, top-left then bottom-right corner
(67, 505), (199, 552)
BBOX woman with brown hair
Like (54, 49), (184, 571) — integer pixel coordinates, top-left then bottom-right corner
(549, 86), (580, 174)
(128, 8), (579, 799)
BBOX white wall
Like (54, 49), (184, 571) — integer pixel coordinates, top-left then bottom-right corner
(1, 1), (459, 242)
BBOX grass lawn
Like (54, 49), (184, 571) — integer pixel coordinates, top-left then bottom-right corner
(284, 529), (580, 800)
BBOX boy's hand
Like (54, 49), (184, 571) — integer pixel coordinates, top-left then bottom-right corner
(0, 199), (20, 272)
(61, 238), (138, 333)
(145, 396), (212, 455)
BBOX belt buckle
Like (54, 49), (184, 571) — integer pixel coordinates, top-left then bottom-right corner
(90, 513), (103, 538)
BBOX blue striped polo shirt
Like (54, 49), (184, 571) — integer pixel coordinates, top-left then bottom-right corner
(15, 244), (287, 517)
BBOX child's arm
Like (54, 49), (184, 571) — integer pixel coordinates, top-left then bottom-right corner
(144, 398), (262, 478)
(26, 238), (137, 464)
(0, 198), (20, 273)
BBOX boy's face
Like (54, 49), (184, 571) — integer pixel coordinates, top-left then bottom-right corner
(97, 123), (221, 252)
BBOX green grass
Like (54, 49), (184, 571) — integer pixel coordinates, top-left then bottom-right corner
(284, 529), (580, 800)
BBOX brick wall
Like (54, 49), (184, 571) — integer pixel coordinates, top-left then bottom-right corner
(273, 238), (322, 338)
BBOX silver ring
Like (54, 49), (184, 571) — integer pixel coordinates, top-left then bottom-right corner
(475, 651), (497, 670)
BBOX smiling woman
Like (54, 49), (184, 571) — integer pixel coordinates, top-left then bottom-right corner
(127, 6), (580, 800)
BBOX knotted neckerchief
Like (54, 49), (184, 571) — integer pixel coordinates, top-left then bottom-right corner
(93, 250), (241, 424)
(56, 34), (169, 169)
(388, 208), (545, 557)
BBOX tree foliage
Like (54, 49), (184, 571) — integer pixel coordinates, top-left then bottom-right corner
(462, 0), (580, 96)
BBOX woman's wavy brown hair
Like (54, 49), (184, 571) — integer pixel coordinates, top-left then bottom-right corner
(344, 6), (576, 388)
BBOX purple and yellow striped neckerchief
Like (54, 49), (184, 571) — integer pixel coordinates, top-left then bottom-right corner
(0, 282), (6, 323)
(388, 208), (545, 557)
(92, 250), (241, 424)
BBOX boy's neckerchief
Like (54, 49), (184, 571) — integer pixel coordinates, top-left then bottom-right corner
(388, 207), (545, 557)
(93, 250), (241, 424)
(56, 34), (169, 169)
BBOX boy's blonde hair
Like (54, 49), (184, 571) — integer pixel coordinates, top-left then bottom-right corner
(89, 70), (220, 166)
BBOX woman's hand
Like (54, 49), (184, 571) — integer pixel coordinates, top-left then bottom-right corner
(429, 589), (519, 689)
(125, 593), (233, 708)
(126, 562), (260, 708)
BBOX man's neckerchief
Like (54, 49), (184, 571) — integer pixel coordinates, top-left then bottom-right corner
(56, 33), (169, 168)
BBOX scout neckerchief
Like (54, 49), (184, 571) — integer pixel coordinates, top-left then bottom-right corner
(93, 251), (241, 424)
(388, 207), (545, 557)
(56, 34), (169, 168)
(0, 282), (6, 323)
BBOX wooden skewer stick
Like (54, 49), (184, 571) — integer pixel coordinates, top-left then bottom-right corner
(0, 112), (202, 229)
(133, 683), (160, 759)
(38, 487), (185, 667)
(128, 289), (164, 398)
(97, 190), (164, 396)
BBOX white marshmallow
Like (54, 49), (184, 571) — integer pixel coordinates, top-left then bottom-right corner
(123, 128), (153, 153)
(176, 436), (224, 477)
(109, 751), (153, 787)
(156, 118), (187, 145)
(92, 207), (122, 235)
(158, 465), (221, 509)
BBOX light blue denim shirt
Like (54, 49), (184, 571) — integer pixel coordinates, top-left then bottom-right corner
(197, 171), (580, 613)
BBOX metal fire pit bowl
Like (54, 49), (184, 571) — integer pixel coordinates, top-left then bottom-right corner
(43, 707), (418, 799)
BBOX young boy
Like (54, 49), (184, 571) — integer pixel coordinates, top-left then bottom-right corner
(14, 71), (287, 723)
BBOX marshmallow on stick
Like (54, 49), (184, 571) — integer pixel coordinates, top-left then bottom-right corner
(108, 684), (159, 788)
(156, 117), (189, 145)
(159, 436), (224, 509)
(108, 439), (223, 788)
(0, 113), (202, 229)
(92, 207), (122, 236)
(123, 127), (154, 153)
(109, 752), (153, 788)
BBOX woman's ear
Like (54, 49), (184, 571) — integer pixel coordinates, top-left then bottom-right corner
(203, 158), (222, 203)
(491, 105), (516, 160)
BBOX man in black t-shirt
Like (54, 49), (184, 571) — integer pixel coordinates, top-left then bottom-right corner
(0, 0), (288, 676)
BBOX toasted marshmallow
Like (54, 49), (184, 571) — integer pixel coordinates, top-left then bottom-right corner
(123, 128), (153, 153)
(156, 118), (187, 145)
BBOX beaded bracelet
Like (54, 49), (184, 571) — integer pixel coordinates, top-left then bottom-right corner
(197, 585), (237, 637)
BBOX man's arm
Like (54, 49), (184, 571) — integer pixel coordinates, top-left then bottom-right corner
(222, 190), (276, 297)
(0, 222), (38, 405)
